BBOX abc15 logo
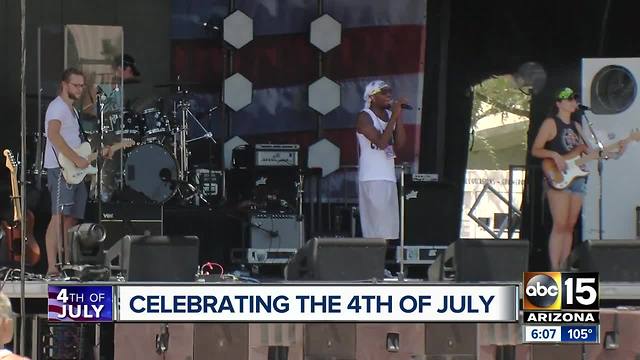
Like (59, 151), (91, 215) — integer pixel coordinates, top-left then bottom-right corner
(523, 272), (599, 310)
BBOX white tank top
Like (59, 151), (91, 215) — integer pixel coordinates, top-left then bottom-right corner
(357, 108), (397, 182)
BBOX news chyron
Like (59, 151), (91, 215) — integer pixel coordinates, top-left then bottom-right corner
(523, 272), (599, 324)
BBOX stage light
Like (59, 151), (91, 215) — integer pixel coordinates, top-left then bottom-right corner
(223, 10), (253, 49)
(310, 14), (342, 53)
(224, 73), (253, 111)
(307, 139), (340, 177)
(68, 223), (106, 265)
(308, 76), (340, 115)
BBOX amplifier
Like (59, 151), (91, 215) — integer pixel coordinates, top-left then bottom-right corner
(402, 174), (454, 248)
(254, 167), (299, 212)
(255, 144), (299, 167)
(99, 203), (163, 250)
(249, 212), (303, 249)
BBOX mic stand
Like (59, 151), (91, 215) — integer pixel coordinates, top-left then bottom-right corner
(581, 111), (606, 240)
(96, 89), (105, 215)
(296, 169), (305, 248)
(19, 0), (27, 354)
(398, 163), (407, 281)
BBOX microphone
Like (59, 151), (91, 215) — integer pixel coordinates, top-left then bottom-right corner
(577, 104), (591, 111)
(393, 100), (413, 110)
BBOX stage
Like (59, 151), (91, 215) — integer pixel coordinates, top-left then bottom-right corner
(5, 280), (640, 301)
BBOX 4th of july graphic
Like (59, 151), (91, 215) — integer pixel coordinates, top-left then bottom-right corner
(48, 285), (113, 322)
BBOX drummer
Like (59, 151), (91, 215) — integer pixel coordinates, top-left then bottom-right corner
(78, 54), (143, 202)
(80, 53), (142, 119)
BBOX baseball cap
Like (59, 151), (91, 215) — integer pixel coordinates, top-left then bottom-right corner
(556, 87), (579, 101)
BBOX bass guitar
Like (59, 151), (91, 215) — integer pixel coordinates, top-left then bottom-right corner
(57, 139), (135, 184)
(1, 149), (41, 265)
(543, 129), (640, 190)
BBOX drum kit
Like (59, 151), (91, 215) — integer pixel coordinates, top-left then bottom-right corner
(87, 82), (216, 205)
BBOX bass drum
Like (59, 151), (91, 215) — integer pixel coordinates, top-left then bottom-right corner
(124, 143), (177, 203)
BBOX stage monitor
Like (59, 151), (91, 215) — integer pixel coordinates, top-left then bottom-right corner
(106, 235), (199, 282)
(284, 237), (387, 281)
(430, 239), (529, 282)
(571, 240), (640, 282)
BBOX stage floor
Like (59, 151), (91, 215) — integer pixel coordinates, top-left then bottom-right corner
(4, 280), (640, 301)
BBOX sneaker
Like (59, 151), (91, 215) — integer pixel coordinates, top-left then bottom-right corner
(44, 272), (64, 281)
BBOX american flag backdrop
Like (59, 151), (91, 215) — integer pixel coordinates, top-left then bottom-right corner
(171, 0), (427, 166)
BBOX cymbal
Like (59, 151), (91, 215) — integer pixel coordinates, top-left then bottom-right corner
(26, 93), (56, 100)
(153, 81), (203, 88)
(123, 78), (142, 85)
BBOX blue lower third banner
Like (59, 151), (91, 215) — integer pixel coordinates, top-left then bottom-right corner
(48, 285), (113, 322)
(116, 284), (519, 322)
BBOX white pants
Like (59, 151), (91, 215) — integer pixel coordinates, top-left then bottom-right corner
(358, 180), (399, 239)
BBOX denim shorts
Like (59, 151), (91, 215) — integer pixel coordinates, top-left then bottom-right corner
(545, 177), (587, 196)
(46, 167), (87, 219)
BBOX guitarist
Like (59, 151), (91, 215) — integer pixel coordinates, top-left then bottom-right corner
(43, 68), (113, 277)
(531, 87), (625, 271)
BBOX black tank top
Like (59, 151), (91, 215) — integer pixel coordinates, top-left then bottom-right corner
(545, 116), (583, 155)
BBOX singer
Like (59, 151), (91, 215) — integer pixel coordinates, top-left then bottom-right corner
(531, 87), (595, 271)
(355, 80), (407, 240)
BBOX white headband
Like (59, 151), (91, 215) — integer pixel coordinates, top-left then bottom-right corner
(363, 80), (391, 108)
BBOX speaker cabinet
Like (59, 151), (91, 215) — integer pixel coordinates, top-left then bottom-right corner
(530, 344), (582, 359)
(572, 240), (640, 281)
(193, 324), (249, 359)
(116, 323), (303, 360)
(403, 177), (457, 247)
(304, 324), (425, 360)
(425, 323), (477, 358)
(430, 239), (529, 282)
(584, 308), (640, 358)
(114, 323), (194, 360)
(284, 237), (386, 281)
(98, 203), (163, 249)
(106, 235), (199, 281)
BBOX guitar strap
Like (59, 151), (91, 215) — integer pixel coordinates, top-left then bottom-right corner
(574, 118), (594, 149)
(73, 107), (88, 143)
(50, 105), (88, 167)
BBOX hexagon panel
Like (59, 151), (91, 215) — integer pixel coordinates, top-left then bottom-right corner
(308, 139), (341, 177)
(310, 14), (342, 52)
(223, 10), (253, 49)
(308, 77), (340, 115)
(224, 73), (253, 111)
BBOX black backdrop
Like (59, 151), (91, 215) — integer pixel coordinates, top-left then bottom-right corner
(3, 0), (640, 271)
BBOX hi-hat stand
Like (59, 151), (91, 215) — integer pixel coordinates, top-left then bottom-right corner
(169, 78), (217, 205)
(174, 98), (217, 181)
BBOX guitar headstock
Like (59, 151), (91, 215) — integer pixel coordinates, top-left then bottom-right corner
(629, 128), (640, 142)
(3, 149), (17, 174)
